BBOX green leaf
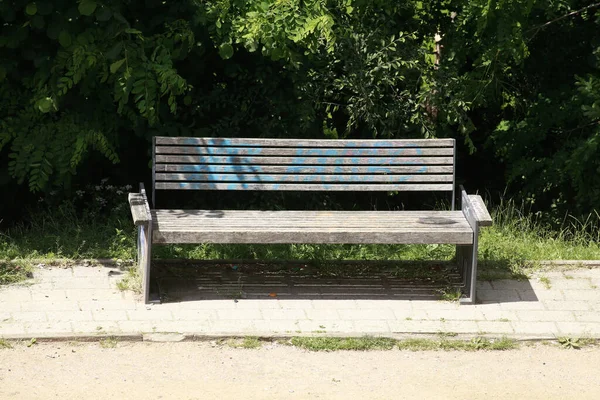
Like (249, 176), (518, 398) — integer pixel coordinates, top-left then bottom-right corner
(110, 58), (126, 74)
(78, 0), (97, 16)
(96, 7), (112, 22)
(218, 43), (234, 60)
(26, 3), (37, 16)
(36, 97), (54, 113)
(183, 95), (192, 106)
(58, 31), (71, 47)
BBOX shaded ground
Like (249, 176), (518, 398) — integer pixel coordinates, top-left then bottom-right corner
(154, 260), (466, 302)
(1, 341), (599, 399)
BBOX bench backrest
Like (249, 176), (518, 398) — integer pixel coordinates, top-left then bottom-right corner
(152, 137), (456, 209)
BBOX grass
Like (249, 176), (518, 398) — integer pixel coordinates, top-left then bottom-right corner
(0, 260), (32, 285)
(539, 276), (552, 289)
(99, 337), (118, 348)
(1, 195), (599, 285)
(226, 336), (263, 349)
(290, 336), (397, 351)
(286, 336), (517, 351)
(116, 266), (142, 294)
(0, 338), (13, 349)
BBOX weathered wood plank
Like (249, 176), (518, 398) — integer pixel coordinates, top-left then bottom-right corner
(152, 210), (466, 217)
(155, 137), (455, 147)
(154, 182), (454, 191)
(155, 173), (453, 183)
(128, 193), (151, 226)
(155, 146), (453, 157)
(153, 230), (473, 245)
(155, 155), (454, 165)
(467, 195), (493, 227)
(155, 164), (454, 174)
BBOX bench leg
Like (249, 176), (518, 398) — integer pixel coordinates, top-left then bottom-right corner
(457, 243), (478, 305)
(137, 224), (152, 304)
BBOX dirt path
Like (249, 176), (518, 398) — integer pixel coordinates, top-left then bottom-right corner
(1, 341), (599, 399)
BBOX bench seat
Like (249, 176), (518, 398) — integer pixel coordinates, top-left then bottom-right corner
(151, 210), (474, 245)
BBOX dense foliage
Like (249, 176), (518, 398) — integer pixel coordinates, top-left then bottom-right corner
(0, 0), (599, 220)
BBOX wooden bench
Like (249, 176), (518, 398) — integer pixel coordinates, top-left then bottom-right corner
(128, 137), (492, 304)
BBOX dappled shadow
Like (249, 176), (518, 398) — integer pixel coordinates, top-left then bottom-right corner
(151, 260), (466, 302)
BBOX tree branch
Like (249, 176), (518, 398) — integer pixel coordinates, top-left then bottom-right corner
(527, 2), (600, 34)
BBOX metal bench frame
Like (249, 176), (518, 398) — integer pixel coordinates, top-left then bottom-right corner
(129, 137), (492, 304)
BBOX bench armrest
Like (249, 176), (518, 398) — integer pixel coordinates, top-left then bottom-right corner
(128, 184), (152, 226)
(467, 195), (492, 227)
(460, 186), (492, 228)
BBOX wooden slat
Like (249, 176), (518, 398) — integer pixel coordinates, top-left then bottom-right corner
(155, 164), (454, 174)
(154, 182), (454, 191)
(467, 195), (493, 227)
(155, 137), (455, 147)
(152, 210), (466, 218)
(150, 209), (473, 245)
(154, 231), (472, 245)
(155, 155), (453, 165)
(155, 146), (453, 157)
(155, 173), (453, 183)
(128, 193), (151, 226)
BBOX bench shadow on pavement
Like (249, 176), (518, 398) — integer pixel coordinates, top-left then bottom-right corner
(151, 259), (537, 304)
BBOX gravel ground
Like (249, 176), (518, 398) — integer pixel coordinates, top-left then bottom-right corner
(1, 341), (599, 399)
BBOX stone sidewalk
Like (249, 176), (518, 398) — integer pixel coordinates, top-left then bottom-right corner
(1, 263), (600, 340)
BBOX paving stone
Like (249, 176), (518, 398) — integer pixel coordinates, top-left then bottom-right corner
(217, 309), (263, 320)
(562, 289), (600, 301)
(542, 300), (592, 311)
(510, 321), (560, 336)
(352, 320), (391, 333)
(12, 311), (47, 322)
(20, 301), (80, 312)
(304, 309), (340, 320)
(436, 320), (481, 334)
(38, 268), (73, 278)
(545, 279), (594, 290)
(476, 289), (521, 303)
(354, 300), (413, 310)
(490, 280), (535, 290)
(556, 322), (600, 336)
(78, 300), (137, 311)
(254, 319), (301, 333)
(312, 300), (357, 309)
(234, 300), (282, 309)
(262, 309), (307, 320)
(92, 310), (129, 321)
(476, 321), (514, 335)
(30, 291), (68, 301)
(409, 301), (460, 310)
(297, 320), (355, 333)
(171, 309), (217, 321)
(24, 321), (73, 334)
(499, 301), (545, 311)
(573, 311), (600, 323)
(392, 310), (429, 321)
(178, 300), (237, 310)
(425, 308), (485, 321)
(0, 302), (22, 312)
(72, 321), (122, 334)
(337, 308), (395, 320)
(479, 310), (518, 322)
(515, 310), (576, 322)
(64, 289), (124, 301)
(517, 289), (564, 301)
(52, 278), (112, 290)
(0, 323), (26, 336)
(388, 320), (446, 333)
(277, 300), (313, 309)
(47, 311), (94, 322)
(127, 309), (173, 321)
(0, 288), (32, 302)
(210, 319), (257, 334)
